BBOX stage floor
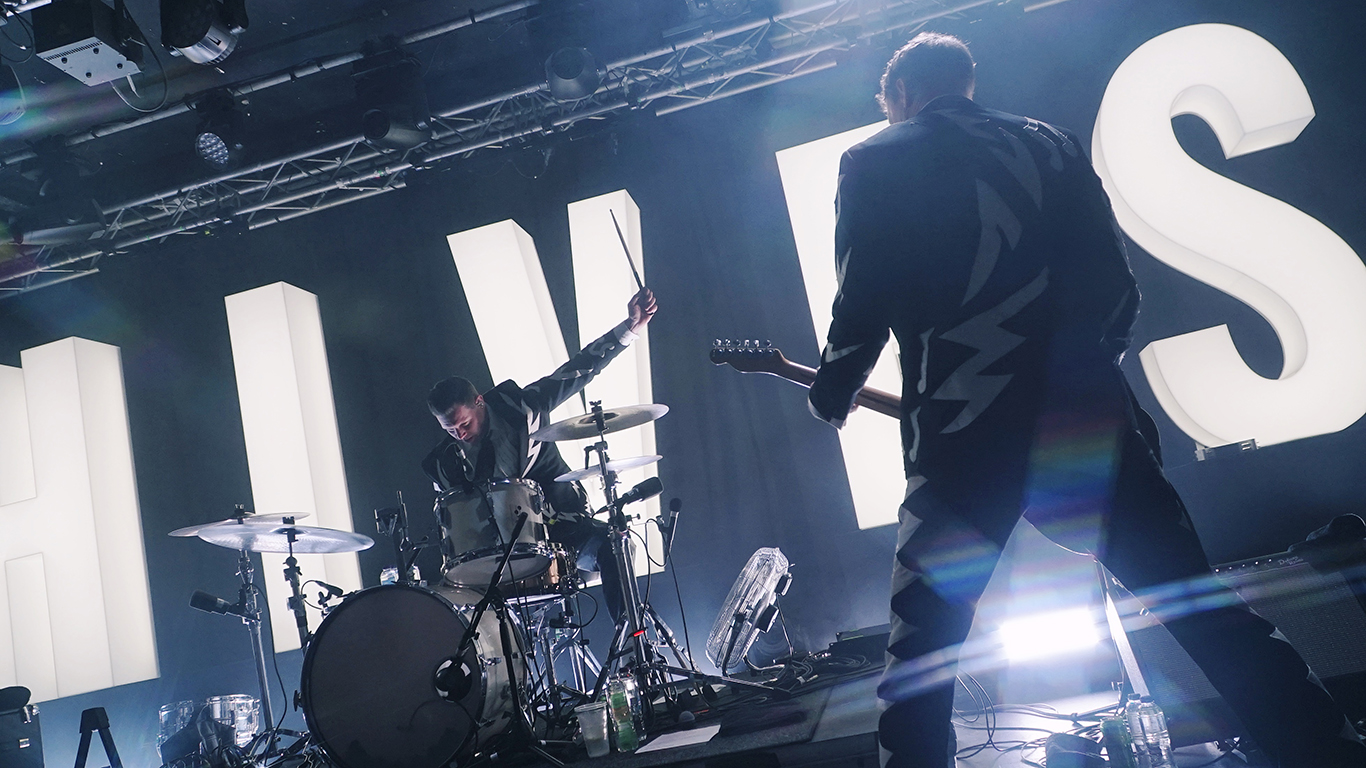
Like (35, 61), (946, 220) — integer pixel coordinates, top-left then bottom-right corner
(564, 676), (1265, 767)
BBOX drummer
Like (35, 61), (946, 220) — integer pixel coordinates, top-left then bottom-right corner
(423, 286), (658, 622)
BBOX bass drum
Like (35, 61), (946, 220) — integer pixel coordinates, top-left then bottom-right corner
(300, 583), (525, 768)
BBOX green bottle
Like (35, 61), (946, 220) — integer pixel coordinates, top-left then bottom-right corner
(609, 679), (639, 752)
(1102, 716), (1138, 768)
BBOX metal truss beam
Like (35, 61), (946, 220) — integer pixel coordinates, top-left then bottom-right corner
(0, 0), (1001, 297)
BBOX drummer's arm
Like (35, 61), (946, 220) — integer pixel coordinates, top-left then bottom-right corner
(521, 288), (657, 414)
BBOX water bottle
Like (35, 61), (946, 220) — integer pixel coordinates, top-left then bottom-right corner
(1124, 694), (1153, 768)
(1138, 696), (1174, 768)
(608, 678), (639, 752)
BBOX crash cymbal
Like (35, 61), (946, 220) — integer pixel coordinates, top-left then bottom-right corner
(193, 523), (374, 554)
(555, 455), (662, 483)
(530, 404), (669, 442)
(169, 511), (311, 538)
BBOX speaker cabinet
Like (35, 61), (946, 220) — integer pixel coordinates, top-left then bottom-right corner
(1107, 552), (1366, 747)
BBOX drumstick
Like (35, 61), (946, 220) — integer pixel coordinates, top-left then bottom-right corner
(610, 210), (645, 291)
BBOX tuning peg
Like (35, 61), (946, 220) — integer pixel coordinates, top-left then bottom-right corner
(763, 340), (772, 348)
(714, 339), (722, 347)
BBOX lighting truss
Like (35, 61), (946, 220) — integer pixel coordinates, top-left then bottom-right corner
(0, 0), (999, 297)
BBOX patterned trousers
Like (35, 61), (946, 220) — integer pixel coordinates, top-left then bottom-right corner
(877, 409), (1365, 768)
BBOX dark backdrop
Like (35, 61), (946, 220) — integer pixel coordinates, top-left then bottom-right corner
(3, 0), (1365, 765)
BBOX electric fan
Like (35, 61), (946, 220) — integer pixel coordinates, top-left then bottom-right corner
(705, 547), (792, 673)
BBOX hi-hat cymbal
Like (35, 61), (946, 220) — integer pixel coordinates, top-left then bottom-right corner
(530, 404), (669, 442)
(193, 523), (374, 554)
(555, 455), (662, 483)
(169, 511), (311, 538)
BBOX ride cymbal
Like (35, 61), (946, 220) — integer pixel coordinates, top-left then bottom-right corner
(529, 404), (668, 442)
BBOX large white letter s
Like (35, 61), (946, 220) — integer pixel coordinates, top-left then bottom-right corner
(1094, 24), (1366, 449)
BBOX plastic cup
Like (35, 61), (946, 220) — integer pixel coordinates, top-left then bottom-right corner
(576, 701), (611, 758)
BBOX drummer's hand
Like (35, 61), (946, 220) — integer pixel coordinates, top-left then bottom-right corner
(628, 287), (657, 332)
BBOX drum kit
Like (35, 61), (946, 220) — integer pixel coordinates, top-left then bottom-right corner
(168, 400), (767, 768)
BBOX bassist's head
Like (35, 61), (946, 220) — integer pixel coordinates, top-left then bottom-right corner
(878, 32), (976, 124)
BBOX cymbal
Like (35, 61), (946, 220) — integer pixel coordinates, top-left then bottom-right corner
(530, 404), (669, 442)
(555, 455), (662, 483)
(169, 511), (312, 538)
(193, 523), (374, 554)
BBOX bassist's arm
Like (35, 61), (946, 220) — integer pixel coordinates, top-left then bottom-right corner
(809, 150), (894, 428)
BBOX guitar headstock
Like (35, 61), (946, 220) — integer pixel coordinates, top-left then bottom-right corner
(709, 339), (789, 374)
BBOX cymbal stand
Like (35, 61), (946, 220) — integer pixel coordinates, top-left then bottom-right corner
(234, 549), (278, 754)
(584, 400), (777, 717)
(585, 402), (654, 694)
(281, 519), (312, 650)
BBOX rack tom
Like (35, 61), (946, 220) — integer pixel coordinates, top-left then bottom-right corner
(436, 478), (555, 587)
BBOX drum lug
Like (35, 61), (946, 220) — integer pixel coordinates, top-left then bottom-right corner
(484, 656), (502, 667)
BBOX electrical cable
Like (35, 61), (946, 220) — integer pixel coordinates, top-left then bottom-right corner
(776, 599), (794, 660)
(629, 526), (658, 615)
(0, 5), (34, 63)
(110, 38), (169, 113)
(570, 588), (599, 630)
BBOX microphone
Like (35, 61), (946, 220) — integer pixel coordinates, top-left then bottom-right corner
(190, 590), (249, 619)
(615, 477), (663, 509)
(315, 581), (344, 598)
(662, 497), (682, 557)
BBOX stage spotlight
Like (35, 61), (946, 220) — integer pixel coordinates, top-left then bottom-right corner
(160, 0), (249, 65)
(998, 608), (1100, 663)
(353, 50), (431, 151)
(0, 64), (25, 125)
(191, 90), (245, 170)
(545, 47), (600, 101)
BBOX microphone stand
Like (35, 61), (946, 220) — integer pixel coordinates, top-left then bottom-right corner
(452, 510), (527, 664)
(445, 511), (568, 768)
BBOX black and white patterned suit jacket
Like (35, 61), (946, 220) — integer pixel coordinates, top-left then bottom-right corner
(808, 95), (1142, 488)
(423, 322), (635, 521)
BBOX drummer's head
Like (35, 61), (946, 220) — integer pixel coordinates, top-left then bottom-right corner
(428, 377), (486, 443)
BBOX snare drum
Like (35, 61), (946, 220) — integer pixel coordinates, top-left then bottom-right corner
(436, 479), (556, 586)
(502, 544), (579, 603)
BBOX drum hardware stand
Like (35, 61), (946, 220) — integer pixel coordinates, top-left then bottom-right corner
(582, 401), (778, 726)
(376, 491), (433, 585)
(237, 549), (279, 754)
(444, 511), (570, 768)
(281, 518), (313, 651)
